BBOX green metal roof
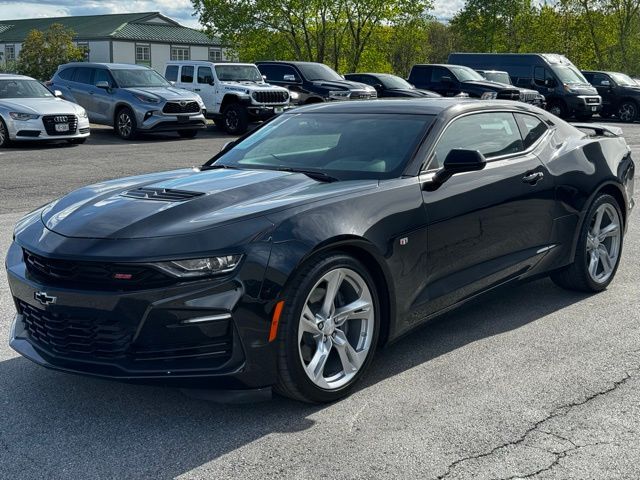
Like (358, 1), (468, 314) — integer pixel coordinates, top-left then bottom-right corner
(0, 12), (220, 46)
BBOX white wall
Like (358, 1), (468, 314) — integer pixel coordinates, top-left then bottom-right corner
(191, 46), (208, 61)
(112, 41), (135, 65)
(150, 44), (170, 73)
(88, 41), (110, 63)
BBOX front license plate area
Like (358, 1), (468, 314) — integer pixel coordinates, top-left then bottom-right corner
(177, 116), (189, 123)
(274, 107), (283, 114)
(55, 123), (69, 132)
(591, 106), (598, 112)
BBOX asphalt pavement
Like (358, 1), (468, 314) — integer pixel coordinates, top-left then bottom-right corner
(0, 121), (639, 479)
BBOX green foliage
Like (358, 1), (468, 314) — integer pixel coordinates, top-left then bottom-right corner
(17, 23), (84, 81)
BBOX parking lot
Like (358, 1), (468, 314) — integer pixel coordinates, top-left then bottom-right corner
(1, 120), (639, 479)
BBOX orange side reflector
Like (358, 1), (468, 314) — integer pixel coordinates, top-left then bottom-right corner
(269, 300), (285, 342)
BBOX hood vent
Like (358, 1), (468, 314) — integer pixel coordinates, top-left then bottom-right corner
(122, 187), (205, 202)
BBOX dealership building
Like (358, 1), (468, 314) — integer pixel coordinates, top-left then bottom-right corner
(0, 11), (227, 72)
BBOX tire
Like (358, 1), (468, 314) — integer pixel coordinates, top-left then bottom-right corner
(275, 253), (381, 403)
(0, 118), (11, 147)
(617, 101), (637, 122)
(213, 119), (224, 130)
(221, 103), (249, 135)
(551, 194), (624, 292)
(178, 129), (198, 139)
(67, 138), (87, 145)
(114, 107), (137, 140)
(548, 100), (568, 118)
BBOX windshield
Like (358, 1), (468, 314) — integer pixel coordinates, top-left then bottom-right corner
(209, 113), (434, 180)
(610, 72), (637, 86)
(553, 66), (588, 85)
(379, 74), (414, 89)
(215, 65), (263, 82)
(0, 79), (53, 99)
(297, 63), (343, 82)
(110, 69), (171, 88)
(483, 72), (512, 84)
(449, 66), (485, 82)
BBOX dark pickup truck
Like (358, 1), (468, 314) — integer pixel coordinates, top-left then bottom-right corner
(583, 70), (640, 122)
(408, 64), (521, 101)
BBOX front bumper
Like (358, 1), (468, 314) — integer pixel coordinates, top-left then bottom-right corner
(136, 109), (207, 132)
(568, 95), (602, 114)
(6, 241), (277, 389)
(7, 115), (90, 141)
(246, 104), (291, 120)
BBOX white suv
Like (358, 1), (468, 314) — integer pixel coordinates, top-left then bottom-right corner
(166, 61), (290, 135)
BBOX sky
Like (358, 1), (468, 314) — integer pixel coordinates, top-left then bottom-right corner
(0, 0), (466, 27)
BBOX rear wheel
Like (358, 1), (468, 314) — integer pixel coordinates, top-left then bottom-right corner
(617, 101), (637, 122)
(221, 103), (249, 135)
(275, 254), (380, 403)
(0, 118), (11, 147)
(548, 100), (568, 118)
(178, 129), (198, 139)
(115, 107), (137, 140)
(551, 194), (623, 292)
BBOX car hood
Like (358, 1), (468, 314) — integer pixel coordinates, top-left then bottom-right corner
(311, 79), (374, 92)
(220, 81), (289, 94)
(462, 79), (517, 92)
(388, 88), (440, 98)
(41, 168), (378, 239)
(124, 86), (201, 101)
(0, 97), (84, 115)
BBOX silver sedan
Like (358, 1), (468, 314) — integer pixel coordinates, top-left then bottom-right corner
(0, 74), (90, 147)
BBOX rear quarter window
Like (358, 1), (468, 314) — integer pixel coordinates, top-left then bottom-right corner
(57, 67), (75, 81)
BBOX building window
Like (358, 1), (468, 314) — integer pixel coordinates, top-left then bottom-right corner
(171, 46), (190, 61)
(77, 42), (90, 61)
(5, 44), (15, 62)
(135, 44), (151, 66)
(208, 48), (222, 62)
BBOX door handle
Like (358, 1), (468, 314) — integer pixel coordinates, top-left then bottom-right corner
(522, 171), (544, 184)
(194, 88), (201, 92)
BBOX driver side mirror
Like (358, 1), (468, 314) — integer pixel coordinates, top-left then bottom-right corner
(53, 90), (63, 98)
(373, 83), (383, 92)
(283, 74), (299, 83)
(544, 78), (557, 88)
(95, 81), (111, 90)
(441, 76), (453, 84)
(423, 149), (486, 191)
(600, 80), (611, 87)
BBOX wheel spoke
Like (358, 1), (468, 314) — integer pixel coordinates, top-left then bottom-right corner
(299, 304), (320, 337)
(591, 206), (605, 235)
(598, 246), (613, 274)
(320, 269), (344, 318)
(333, 297), (371, 326)
(333, 330), (364, 374)
(305, 338), (331, 382)
(588, 250), (600, 277)
(598, 222), (619, 241)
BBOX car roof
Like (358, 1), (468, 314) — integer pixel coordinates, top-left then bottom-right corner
(166, 61), (257, 67)
(285, 98), (542, 116)
(346, 73), (398, 78)
(0, 73), (34, 80)
(412, 64), (473, 68)
(61, 62), (149, 70)
(255, 61), (323, 66)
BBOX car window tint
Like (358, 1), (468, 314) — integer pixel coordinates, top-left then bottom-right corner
(58, 68), (75, 81)
(74, 67), (93, 84)
(408, 66), (429, 84)
(515, 113), (548, 149)
(591, 73), (609, 86)
(431, 67), (450, 83)
(258, 64), (298, 82)
(431, 112), (523, 168)
(198, 66), (213, 84)
(93, 69), (113, 86)
(181, 66), (194, 83)
(165, 65), (178, 82)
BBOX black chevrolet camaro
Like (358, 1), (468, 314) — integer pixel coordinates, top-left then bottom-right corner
(6, 99), (635, 403)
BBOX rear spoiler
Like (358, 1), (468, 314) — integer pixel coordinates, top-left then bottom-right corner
(570, 123), (623, 137)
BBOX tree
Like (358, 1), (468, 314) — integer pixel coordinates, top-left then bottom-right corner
(17, 24), (84, 81)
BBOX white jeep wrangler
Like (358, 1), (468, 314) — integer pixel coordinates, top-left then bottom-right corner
(166, 61), (291, 135)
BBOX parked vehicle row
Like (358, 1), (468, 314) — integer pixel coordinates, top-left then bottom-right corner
(582, 70), (640, 122)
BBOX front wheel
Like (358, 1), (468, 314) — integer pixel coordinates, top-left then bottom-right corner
(115, 107), (137, 140)
(617, 101), (637, 122)
(275, 254), (380, 403)
(551, 194), (623, 292)
(221, 103), (249, 135)
(178, 129), (198, 139)
(548, 101), (568, 118)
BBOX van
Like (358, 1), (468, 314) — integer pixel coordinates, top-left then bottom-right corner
(448, 53), (601, 119)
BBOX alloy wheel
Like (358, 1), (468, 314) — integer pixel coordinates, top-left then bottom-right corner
(586, 203), (621, 284)
(118, 112), (133, 137)
(298, 267), (375, 390)
(618, 102), (637, 122)
(225, 110), (239, 131)
(0, 121), (6, 146)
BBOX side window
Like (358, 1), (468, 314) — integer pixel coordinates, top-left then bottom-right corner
(73, 67), (93, 84)
(58, 67), (76, 81)
(431, 67), (450, 83)
(430, 112), (523, 169)
(198, 66), (214, 84)
(515, 113), (548, 149)
(534, 67), (546, 86)
(260, 64), (298, 82)
(181, 65), (194, 83)
(93, 69), (113, 86)
(583, 72), (594, 83)
(165, 65), (178, 82)
(409, 66), (429, 85)
(591, 73), (610, 86)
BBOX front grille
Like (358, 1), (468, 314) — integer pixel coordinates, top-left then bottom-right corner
(163, 101), (200, 114)
(18, 300), (133, 359)
(519, 91), (537, 103)
(350, 91), (377, 100)
(122, 187), (205, 202)
(23, 249), (174, 291)
(497, 91), (520, 101)
(42, 115), (78, 136)
(16, 130), (40, 137)
(252, 90), (289, 104)
(586, 97), (600, 104)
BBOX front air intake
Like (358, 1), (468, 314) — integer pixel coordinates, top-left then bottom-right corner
(122, 187), (205, 202)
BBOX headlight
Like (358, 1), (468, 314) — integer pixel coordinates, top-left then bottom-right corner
(328, 90), (351, 100)
(289, 91), (299, 100)
(153, 255), (242, 278)
(133, 93), (161, 104)
(480, 92), (498, 100)
(78, 109), (88, 119)
(9, 112), (39, 120)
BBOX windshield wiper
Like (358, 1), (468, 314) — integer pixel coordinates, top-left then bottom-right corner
(201, 164), (242, 171)
(274, 167), (339, 183)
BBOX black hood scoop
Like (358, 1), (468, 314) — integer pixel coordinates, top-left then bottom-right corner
(122, 187), (205, 202)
